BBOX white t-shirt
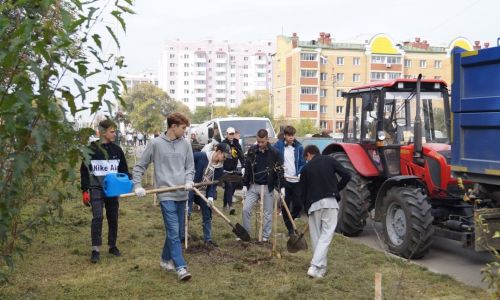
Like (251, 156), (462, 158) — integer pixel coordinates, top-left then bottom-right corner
(284, 145), (298, 183)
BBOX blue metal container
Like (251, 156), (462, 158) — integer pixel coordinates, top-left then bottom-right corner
(103, 173), (133, 197)
(451, 46), (500, 185)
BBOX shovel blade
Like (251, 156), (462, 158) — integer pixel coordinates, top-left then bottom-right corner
(233, 223), (251, 242)
(287, 234), (307, 253)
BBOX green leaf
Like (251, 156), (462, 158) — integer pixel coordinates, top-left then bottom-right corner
(106, 25), (120, 48)
(111, 10), (126, 32)
(91, 34), (102, 50)
(97, 84), (108, 101)
(117, 4), (135, 15)
(86, 7), (98, 28)
(61, 90), (76, 116)
(74, 78), (86, 102)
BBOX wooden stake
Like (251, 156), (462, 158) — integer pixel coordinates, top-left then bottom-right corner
(184, 201), (189, 249)
(271, 193), (278, 257)
(374, 272), (382, 300)
(258, 185), (264, 242)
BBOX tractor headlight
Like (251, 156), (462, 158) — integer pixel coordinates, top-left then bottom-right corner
(377, 131), (386, 141)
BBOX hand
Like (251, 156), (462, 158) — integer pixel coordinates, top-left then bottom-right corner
(184, 182), (194, 191)
(82, 191), (90, 207)
(280, 188), (285, 196)
(241, 168), (245, 177)
(241, 186), (247, 196)
(207, 197), (214, 206)
(135, 187), (146, 197)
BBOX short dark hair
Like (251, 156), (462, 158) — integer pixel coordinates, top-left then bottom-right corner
(167, 112), (190, 128)
(303, 145), (320, 157)
(283, 125), (296, 136)
(256, 129), (268, 138)
(99, 119), (116, 131)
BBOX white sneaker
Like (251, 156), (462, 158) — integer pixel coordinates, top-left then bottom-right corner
(160, 260), (175, 272)
(307, 266), (324, 278)
(177, 267), (192, 281)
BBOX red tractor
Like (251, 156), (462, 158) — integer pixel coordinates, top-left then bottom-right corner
(323, 75), (475, 258)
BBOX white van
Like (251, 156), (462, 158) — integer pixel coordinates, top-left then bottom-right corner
(194, 117), (276, 145)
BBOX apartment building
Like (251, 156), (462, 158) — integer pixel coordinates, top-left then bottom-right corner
(272, 33), (484, 132)
(158, 39), (274, 111)
(121, 70), (158, 89)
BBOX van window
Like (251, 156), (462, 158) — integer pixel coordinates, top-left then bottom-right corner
(219, 120), (275, 138)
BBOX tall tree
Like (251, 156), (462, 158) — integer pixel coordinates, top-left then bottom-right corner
(233, 91), (272, 118)
(0, 0), (133, 281)
(121, 83), (190, 133)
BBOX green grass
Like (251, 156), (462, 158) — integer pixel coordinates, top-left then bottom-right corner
(0, 190), (490, 300)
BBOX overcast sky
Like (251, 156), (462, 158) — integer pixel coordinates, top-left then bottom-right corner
(117, 0), (498, 73)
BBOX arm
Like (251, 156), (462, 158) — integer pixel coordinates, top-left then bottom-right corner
(184, 142), (195, 185)
(299, 167), (308, 209)
(132, 141), (153, 189)
(236, 142), (245, 166)
(297, 146), (307, 174)
(275, 149), (285, 189)
(332, 159), (351, 191)
(80, 161), (89, 192)
(242, 148), (253, 187)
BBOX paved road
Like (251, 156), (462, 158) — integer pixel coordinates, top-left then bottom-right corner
(350, 219), (495, 289)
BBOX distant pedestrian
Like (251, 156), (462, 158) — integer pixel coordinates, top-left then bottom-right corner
(222, 127), (244, 214)
(137, 132), (144, 146)
(190, 133), (203, 152)
(299, 145), (351, 278)
(273, 125), (306, 236)
(80, 119), (131, 264)
(132, 112), (195, 281)
(242, 129), (284, 242)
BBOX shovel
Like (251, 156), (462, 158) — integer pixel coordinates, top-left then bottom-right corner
(192, 187), (251, 242)
(287, 223), (309, 253)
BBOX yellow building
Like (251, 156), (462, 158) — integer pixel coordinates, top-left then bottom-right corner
(272, 33), (479, 132)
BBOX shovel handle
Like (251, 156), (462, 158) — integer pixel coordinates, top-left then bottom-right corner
(279, 191), (298, 231)
(120, 181), (218, 198)
(192, 187), (233, 224)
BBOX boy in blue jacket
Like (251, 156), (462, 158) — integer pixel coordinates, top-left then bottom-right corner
(187, 143), (231, 247)
(274, 125), (306, 236)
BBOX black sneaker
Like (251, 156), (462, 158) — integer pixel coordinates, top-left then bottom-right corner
(109, 246), (122, 257)
(229, 207), (236, 215)
(204, 240), (218, 248)
(91, 251), (100, 263)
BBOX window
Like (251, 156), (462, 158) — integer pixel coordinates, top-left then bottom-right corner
(216, 98), (225, 102)
(301, 70), (317, 77)
(404, 59), (411, 68)
(301, 87), (317, 94)
(169, 89), (175, 94)
(243, 82), (249, 86)
(434, 60), (442, 69)
(231, 65), (236, 69)
(336, 57), (344, 65)
(336, 106), (343, 113)
(182, 98), (189, 102)
(257, 73), (266, 78)
(184, 72), (189, 76)
(336, 89), (343, 98)
(184, 63), (189, 67)
(387, 56), (401, 64)
(230, 56), (235, 60)
(353, 73), (360, 82)
(184, 89), (189, 94)
(320, 121), (328, 129)
(353, 57), (361, 66)
(196, 97), (204, 102)
(320, 105), (327, 113)
(195, 62), (205, 67)
(336, 73), (344, 82)
(195, 89), (205, 93)
(243, 57), (248, 61)
(216, 63), (225, 68)
(372, 55), (386, 64)
(419, 60), (427, 68)
(183, 54), (189, 59)
(243, 74), (249, 78)
(387, 73), (401, 79)
(243, 65), (249, 69)
(169, 63), (175, 67)
(335, 121), (344, 130)
(320, 56), (327, 65)
(320, 89), (327, 97)
(230, 82), (236, 86)
(217, 54), (225, 59)
(300, 103), (317, 111)
(404, 75), (413, 79)
(169, 80), (175, 85)
(300, 53), (317, 61)
(195, 80), (205, 84)
(230, 91), (236, 95)
(216, 89), (225, 93)
(170, 72), (175, 76)
(216, 80), (226, 85)
(371, 72), (385, 81)
(230, 73), (236, 78)
(216, 72), (225, 76)
(169, 54), (175, 58)
(184, 81), (189, 85)
(320, 73), (327, 81)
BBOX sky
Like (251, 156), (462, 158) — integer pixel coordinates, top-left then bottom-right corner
(116, 0), (499, 73)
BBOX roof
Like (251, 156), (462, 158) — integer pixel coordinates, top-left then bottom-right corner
(349, 79), (448, 92)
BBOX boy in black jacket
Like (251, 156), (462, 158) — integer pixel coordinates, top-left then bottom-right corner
(80, 119), (131, 263)
(299, 145), (351, 278)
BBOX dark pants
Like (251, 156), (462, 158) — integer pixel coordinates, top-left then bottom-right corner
(90, 189), (119, 247)
(187, 191), (213, 241)
(223, 181), (236, 208)
(282, 181), (302, 234)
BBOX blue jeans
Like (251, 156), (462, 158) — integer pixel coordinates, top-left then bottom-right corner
(187, 191), (213, 241)
(160, 200), (187, 271)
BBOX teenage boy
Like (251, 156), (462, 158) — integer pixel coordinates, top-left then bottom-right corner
(133, 112), (195, 281)
(80, 119), (131, 264)
(274, 125), (306, 236)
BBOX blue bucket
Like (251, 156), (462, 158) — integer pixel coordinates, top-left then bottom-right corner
(104, 173), (133, 197)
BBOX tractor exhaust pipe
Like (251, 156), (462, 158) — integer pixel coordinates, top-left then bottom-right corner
(414, 74), (424, 165)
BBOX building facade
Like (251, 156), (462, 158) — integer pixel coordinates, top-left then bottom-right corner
(159, 39), (274, 111)
(272, 33), (485, 132)
(121, 70), (158, 90)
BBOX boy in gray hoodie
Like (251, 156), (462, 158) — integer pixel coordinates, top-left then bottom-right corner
(132, 112), (195, 281)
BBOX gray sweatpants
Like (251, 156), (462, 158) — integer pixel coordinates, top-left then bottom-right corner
(308, 207), (338, 270)
(242, 184), (274, 240)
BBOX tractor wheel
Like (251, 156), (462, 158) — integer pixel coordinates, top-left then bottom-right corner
(382, 186), (434, 259)
(330, 152), (370, 237)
